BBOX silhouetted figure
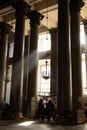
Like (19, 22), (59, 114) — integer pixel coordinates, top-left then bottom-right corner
(2, 102), (10, 119)
(38, 99), (45, 121)
(46, 100), (54, 121)
(44, 98), (48, 118)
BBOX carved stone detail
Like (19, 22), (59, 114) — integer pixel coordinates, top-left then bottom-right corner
(27, 10), (44, 25)
(69, 0), (84, 12)
(0, 22), (12, 34)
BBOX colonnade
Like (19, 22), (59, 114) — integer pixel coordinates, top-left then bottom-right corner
(0, 0), (87, 125)
(0, 22), (12, 109)
(50, 0), (86, 124)
(0, 0), (43, 119)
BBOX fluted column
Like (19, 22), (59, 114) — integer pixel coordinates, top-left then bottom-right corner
(0, 22), (12, 110)
(27, 10), (44, 117)
(10, 1), (31, 119)
(70, 0), (86, 124)
(50, 28), (58, 97)
(57, 0), (71, 123)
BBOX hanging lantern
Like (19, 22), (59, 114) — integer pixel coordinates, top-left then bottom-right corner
(41, 61), (50, 80)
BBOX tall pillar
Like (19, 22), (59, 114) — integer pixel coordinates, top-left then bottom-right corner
(10, 1), (31, 119)
(84, 21), (87, 87)
(0, 22), (12, 110)
(57, 0), (71, 124)
(27, 10), (44, 117)
(22, 36), (30, 117)
(70, 0), (86, 124)
(50, 28), (58, 97)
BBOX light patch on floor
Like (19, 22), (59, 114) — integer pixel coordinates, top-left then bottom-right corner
(18, 121), (35, 126)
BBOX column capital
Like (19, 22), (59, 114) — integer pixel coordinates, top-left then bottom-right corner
(83, 20), (87, 27)
(69, 0), (85, 12)
(49, 28), (58, 34)
(0, 22), (12, 34)
(84, 20), (87, 34)
(27, 10), (44, 25)
(12, 0), (31, 15)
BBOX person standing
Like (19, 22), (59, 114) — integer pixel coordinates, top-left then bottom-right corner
(46, 99), (54, 121)
(38, 99), (45, 121)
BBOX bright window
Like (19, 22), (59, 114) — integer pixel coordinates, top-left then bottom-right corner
(38, 33), (51, 52)
(82, 53), (87, 95)
(80, 24), (85, 44)
(38, 60), (50, 97)
(8, 42), (14, 58)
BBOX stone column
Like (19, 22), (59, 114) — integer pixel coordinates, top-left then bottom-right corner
(22, 36), (30, 117)
(70, 0), (86, 124)
(27, 10), (44, 117)
(10, 1), (31, 119)
(84, 21), (87, 87)
(50, 28), (58, 97)
(0, 22), (12, 110)
(57, 0), (71, 124)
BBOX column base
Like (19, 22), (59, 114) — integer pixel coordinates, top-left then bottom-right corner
(15, 112), (24, 120)
(56, 114), (72, 125)
(72, 109), (86, 124)
(77, 109), (86, 124)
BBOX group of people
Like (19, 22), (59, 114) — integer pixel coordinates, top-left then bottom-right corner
(38, 98), (57, 121)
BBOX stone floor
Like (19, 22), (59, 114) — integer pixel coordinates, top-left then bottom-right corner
(0, 119), (87, 130)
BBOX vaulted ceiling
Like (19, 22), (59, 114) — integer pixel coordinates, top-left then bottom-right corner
(0, 0), (87, 35)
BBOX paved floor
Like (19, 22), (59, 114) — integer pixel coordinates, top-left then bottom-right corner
(0, 119), (87, 130)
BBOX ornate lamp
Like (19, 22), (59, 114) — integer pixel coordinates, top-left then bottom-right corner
(41, 61), (50, 80)
(41, 0), (50, 80)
